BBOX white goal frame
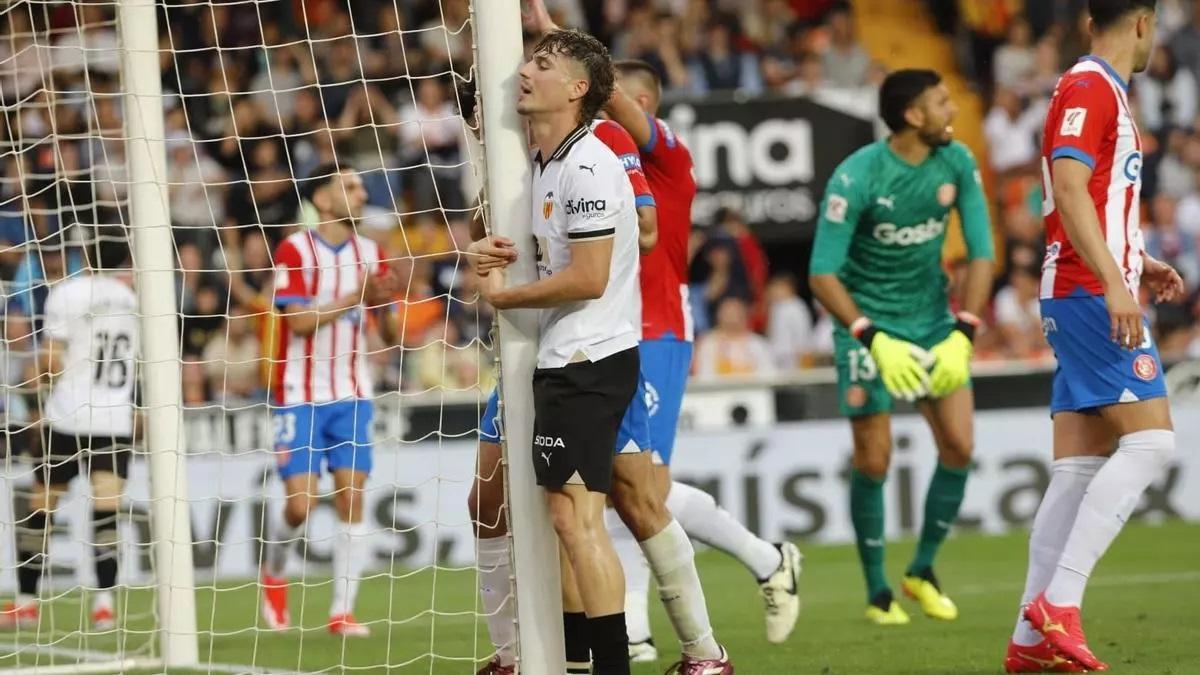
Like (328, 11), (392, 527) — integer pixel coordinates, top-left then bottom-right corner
(472, 1), (565, 673)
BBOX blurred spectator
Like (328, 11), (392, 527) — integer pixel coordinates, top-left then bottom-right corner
(202, 307), (263, 401)
(690, 232), (752, 331)
(411, 321), (493, 392)
(181, 360), (210, 406)
(167, 133), (227, 250)
(1169, 3), (1200, 80)
(716, 208), (769, 328)
(694, 297), (776, 380)
(1144, 194), (1200, 285)
(992, 263), (1046, 361)
(765, 274), (814, 371)
(821, 3), (870, 89)
(1136, 46), (1198, 135)
(689, 19), (763, 94)
(1154, 128), (1197, 199)
(0, 305), (32, 425)
(983, 87), (1044, 175)
(993, 16), (1036, 90)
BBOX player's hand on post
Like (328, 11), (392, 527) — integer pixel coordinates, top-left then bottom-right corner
(1142, 255), (1185, 304)
(851, 318), (931, 402)
(467, 236), (518, 276)
(1105, 284), (1144, 350)
(928, 312), (979, 398)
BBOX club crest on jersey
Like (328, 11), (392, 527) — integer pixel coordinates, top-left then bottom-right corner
(1133, 354), (1158, 382)
(937, 183), (957, 207)
(542, 191), (554, 219)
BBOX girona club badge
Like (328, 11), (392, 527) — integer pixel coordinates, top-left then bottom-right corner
(1133, 354), (1158, 382)
(937, 183), (957, 207)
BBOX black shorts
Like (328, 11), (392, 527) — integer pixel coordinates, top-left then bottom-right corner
(36, 429), (133, 486)
(532, 346), (639, 493)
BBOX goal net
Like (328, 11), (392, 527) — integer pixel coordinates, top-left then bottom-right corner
(0, 0), (525, 671)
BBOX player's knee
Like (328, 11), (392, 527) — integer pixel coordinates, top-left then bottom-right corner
(333, 489), (365, 523)
(284, 498), (314, 527)
(467, 477), (506, 534)
(92, 508), (119, 552)
(611, 486), (667, 540)
(854, 453), (891, 480)
(90, 471), (124, 511)
(1122, 428), (1175, 470)
(938, 436), (974, 469)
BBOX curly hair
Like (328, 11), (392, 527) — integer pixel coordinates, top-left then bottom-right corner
(532, 29), (615, 124)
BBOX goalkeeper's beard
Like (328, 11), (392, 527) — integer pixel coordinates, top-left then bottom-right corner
(919, 125), (954, 148)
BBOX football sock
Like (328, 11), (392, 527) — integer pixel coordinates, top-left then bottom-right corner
(666, 480), (783, 581)
(1012, 456), (1105, 646)
(92, 509), (120, 590)
(850, 469), (889, 601)
(476, 536), (516, 666)
(640, 520), (721, 660)
(1046, 430), (1174, 608)
(265, 518), (301, 578)
(907, 463), (969, 576)
(16, 510), (48, 600)
(604, 507), (652, 643)
(587, 612), (630, 675)
(330, 519), (369, 617)
(564, 611), (591, 674)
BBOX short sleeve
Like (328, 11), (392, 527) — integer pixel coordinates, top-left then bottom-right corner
(1047, 74), (1117, 171)
(809, 163), (867, 276)
(594, 121), (655, 209)
(42, 284), (70, 341)
(641, 115), (692, 176)
(272, 239), (312, 308)
(560, 157), (625, 242)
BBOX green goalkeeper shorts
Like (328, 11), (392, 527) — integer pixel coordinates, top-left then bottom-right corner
(833, 321), (962, 418)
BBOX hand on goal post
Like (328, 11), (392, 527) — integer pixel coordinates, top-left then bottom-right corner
(0, 0), (543, 672)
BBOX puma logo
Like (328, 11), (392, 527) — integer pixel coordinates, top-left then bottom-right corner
(540, 451), (552, 465)
(579, 163), (595, 175)
(877, 195), (895, 210)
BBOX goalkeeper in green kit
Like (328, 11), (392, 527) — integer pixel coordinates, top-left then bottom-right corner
(809, 69), (994, 626)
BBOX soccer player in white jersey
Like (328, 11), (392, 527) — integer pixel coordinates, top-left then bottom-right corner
(1005, 1), (1185, 672)
(2, 235), (136, 631)
(258, 165), (399, 637)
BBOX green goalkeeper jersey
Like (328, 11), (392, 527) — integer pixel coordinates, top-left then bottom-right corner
(810, 139), (993, 343)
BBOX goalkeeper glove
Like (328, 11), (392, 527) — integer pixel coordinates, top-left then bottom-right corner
(852, 318), (932, 402)
(928, 312), (980, 398)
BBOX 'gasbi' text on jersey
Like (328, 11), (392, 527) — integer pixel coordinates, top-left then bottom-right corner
(531, 124), (640, 368)
(1040, 56), (1144, 299)
(42, 274), (139, 436)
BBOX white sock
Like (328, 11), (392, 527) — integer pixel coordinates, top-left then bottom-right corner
(640, 519), (721, 659)
(1012, 456), (1106, 646)
(476, 536), (517, 666)
(266, 519), (302, 578)
(605, 507), (652, 643)
(666, 481), (782, 581)
(1045, 430), (1175, 608)
(330, 520), (370, 617)
(92, 589), (114, 612)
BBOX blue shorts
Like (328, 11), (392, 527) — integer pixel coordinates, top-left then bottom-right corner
(640, 338), (692, 465)
(479, 369), (653, 455)
(1041, 294), (1167, 415)
(272, 400), (374, 479)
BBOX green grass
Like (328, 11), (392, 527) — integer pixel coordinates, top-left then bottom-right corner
(3, 521), (1198, 673)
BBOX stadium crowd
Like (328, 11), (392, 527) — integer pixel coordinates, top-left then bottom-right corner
(3, 0), (1200, 409)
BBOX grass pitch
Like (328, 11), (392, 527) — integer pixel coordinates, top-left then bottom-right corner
(2, 521), (1197, 673)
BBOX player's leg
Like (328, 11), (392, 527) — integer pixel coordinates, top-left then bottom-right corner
(558, 540), (591, 675)
(1021, 296), (1173, 671)
(327, 399), (374, 637)
(84, 434), (133, 630)
(470, 390), (517, 673)
(901, 386), (973, 620)
(4, 429), (77, 628)
(1006, 411), (1112, 671)
(260, 404), (320, 630)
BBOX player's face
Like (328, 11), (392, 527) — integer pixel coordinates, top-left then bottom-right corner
(517, 50), (585, 118)
(914, 84), (957, 147)
(318, 171), (366, 221)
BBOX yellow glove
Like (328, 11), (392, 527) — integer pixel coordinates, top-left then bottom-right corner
(928, 318), (978, 398)
(866, 331), (933, 402)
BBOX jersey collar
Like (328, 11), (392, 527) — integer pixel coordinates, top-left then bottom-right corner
(534, 123), (589, 171)
(1079, 55), (1128, 92)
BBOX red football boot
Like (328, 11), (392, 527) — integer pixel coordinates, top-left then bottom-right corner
(260, 572), (290, 630)
(1005, 638), (1086, 672)
(1023, 593), (1108, 671)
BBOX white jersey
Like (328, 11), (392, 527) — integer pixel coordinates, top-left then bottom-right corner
(531, 124), (640, 369)
(271, 230), (384, 405)
(42, 274), (139, 436)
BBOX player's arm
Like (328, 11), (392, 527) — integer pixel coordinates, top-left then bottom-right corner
(808, 176), (930, 401)
(928, 149), (995, 396)
(636, 205), (657, 254)
(483, 237), (612, 309)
